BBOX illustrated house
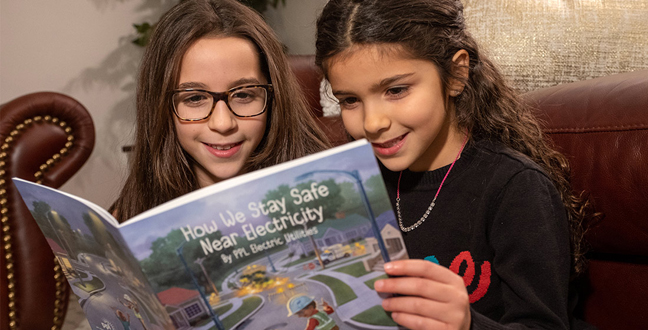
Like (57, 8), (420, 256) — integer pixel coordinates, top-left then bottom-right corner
(46, 238), (74, 277)
(287, 211), (406, 266)
(157, 287), (209, 328)
(288, 213), (373, 256)
(362, 213), (407, 271)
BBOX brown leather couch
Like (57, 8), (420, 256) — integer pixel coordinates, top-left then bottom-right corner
(289, 55), (648, 329)
(0, 92), (95, 330)
(1, 60), (644, 330)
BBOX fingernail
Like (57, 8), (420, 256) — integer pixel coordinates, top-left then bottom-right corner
(374, 280), (383, 290)
(383, 262), (393, 270)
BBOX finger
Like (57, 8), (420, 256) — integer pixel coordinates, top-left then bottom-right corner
(383, 296), (467, 325)
(375, 276), (457, 302)
(384, 259), (458, 284)
(390, 311), (447, 330)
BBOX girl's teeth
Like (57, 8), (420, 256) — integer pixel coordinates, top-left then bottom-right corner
(211, 144), (235, 150)
(379, 138), (400, 148)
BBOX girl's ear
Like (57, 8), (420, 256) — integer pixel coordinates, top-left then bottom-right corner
(448, 49), (470, 97)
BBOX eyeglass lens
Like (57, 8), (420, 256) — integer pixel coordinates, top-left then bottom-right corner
(173, 86), (268, 120)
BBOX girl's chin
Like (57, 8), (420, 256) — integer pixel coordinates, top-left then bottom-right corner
(195, 166), (245, 187)
(378, 157), (411, 173)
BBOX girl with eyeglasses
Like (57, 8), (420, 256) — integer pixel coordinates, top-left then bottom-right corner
(110, 0), (330, 222)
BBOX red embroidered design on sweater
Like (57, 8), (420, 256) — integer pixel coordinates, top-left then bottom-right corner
(449, 251), (491, 303)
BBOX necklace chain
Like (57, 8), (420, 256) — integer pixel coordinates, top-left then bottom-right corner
(396, 135), (468, 232)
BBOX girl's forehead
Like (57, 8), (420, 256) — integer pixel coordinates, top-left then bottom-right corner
(325, 43), (416, 72)
(177, 36), (266, 89)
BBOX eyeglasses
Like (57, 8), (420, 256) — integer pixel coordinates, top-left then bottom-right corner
(171, 84), (273, 121)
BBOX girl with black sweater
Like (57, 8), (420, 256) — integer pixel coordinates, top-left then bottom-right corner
(315, 0), (595, 329)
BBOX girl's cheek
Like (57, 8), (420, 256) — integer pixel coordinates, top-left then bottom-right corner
(341, 111), (366, 138)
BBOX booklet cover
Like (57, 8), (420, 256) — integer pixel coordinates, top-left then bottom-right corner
(14, 139), (408, 330)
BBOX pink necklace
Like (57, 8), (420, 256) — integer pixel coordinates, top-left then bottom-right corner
(396, 134), (469, 232)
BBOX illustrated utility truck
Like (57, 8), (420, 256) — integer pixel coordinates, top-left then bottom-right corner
(319, 244), (353, 264)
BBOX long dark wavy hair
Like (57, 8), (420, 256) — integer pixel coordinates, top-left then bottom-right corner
(111, 0), (331, 222)
(315, 0), (594, 276)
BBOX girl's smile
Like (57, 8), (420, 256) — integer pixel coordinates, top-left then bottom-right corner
(371, 133), (408, 157)
(203, 141), (243, 158)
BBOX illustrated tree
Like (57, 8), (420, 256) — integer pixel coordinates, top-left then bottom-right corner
(48, 211), (79, 260)
(261, 179), (344, 269)
(363, 174), (393, 216)
(83, 211), (130, 262)
(30, 201), (57, 242)
(339, 181), (362, 214)
(30, 201), (79, 258)
(141, 228), (231, 293)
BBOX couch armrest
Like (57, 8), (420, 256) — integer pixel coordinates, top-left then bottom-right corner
(0, 92), (95, 330)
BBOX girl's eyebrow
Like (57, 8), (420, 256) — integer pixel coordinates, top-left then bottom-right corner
(372, 73), (415, 92)
(177, 77), (263, 91)
(177, 81), (207, 90)
(229, 77), (263, 88)
(332, 72), (416, 97)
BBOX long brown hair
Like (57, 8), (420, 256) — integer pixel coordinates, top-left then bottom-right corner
(315, 0), (593, 276)
(111, 0), (330, 222)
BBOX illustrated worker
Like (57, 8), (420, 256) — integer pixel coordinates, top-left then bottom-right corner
(287, 294), (340, 330)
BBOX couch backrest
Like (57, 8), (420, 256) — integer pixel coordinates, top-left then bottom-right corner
(288, 55), (648, 329)
(523, 70), (648, 329)
(0, 92), (95, 330)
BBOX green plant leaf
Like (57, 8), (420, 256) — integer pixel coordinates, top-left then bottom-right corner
(130, 0), (286, 47)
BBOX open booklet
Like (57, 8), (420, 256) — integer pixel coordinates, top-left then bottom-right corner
(14, 139), (409, 330)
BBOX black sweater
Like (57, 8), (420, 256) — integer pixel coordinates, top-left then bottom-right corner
(380, 139), (579, 329)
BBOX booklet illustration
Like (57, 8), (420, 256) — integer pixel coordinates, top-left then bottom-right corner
(14, 139), (409, 330)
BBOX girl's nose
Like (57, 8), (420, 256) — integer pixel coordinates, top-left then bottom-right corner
(363, 103), (391, 134)
(207, 100), (237, 133)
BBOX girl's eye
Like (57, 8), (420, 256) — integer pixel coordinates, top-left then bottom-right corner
(338, 97), (360, 110)
(386, 86), (409, 98)
(231, 91), (254, 103)
(181, 93), (210, 107)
